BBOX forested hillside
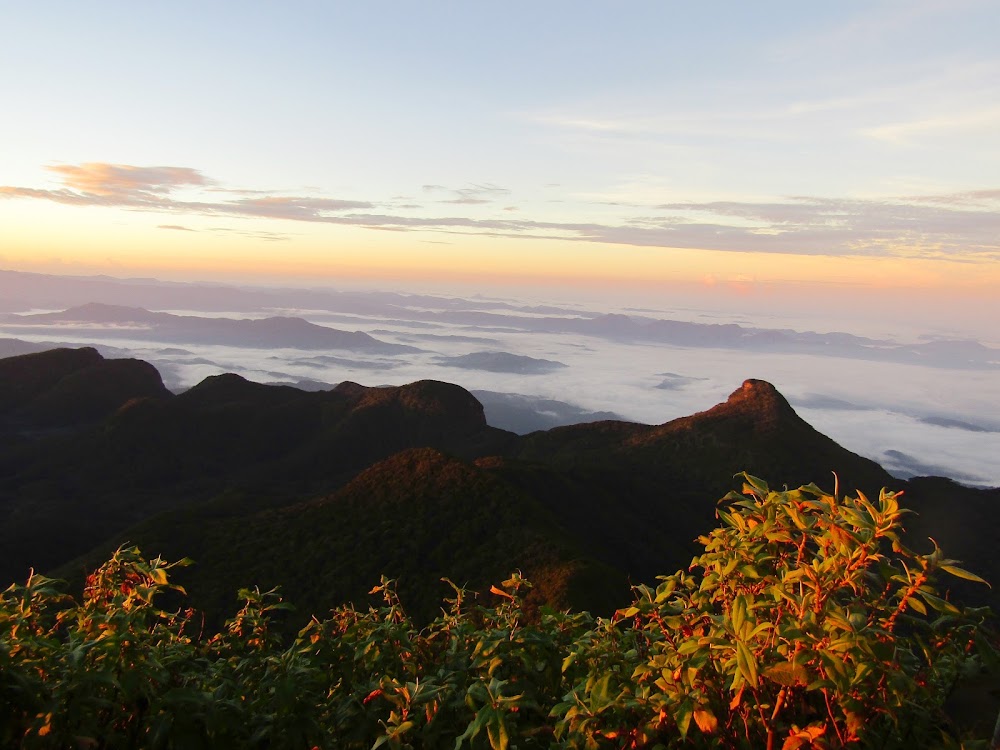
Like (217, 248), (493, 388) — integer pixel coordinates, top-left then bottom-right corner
(2, 347), (998, 625)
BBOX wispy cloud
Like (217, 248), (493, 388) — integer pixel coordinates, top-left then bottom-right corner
(226, 196), (372, 219)
(206, 226), (292, 242)
(49, 163), (209, 197)
(423, 183), (511, 205)
(0, 162), (372, 222)
(861, 105), (1000, 145)
(908, 189), (1000, 207)
(3, 162), (999, 261)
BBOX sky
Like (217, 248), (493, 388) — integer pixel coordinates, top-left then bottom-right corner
(2, 2), (1000, 320)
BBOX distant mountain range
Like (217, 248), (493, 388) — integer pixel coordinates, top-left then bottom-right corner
(0, 303), (417, 353)
(1, 346), (996, 627)
(2, 269), (997, 371)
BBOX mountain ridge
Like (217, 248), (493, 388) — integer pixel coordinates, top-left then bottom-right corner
(0, 346), (994, 624)
(0, 346), (169, 432)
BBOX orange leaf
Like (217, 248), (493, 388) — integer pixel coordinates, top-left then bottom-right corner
(693, 708), (718, 734)
(489, 585), (514, 599)
(729, 684), (745, 710)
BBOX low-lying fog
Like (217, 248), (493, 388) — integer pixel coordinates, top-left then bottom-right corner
(2, 274), (997, 488)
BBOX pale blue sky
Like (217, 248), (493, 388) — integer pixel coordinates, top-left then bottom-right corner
(2, 1), (999, 292)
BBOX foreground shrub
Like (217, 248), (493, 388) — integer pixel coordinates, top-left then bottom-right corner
(1, 475), (995, 748)
(552, 474), (997, 749)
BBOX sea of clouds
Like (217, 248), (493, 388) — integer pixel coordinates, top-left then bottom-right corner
(2, 283), (997, 489)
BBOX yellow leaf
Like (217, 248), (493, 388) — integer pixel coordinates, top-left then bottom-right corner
(149, 568), (168, 585)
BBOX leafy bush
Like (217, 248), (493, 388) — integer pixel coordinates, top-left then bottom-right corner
(1, 475), (995, 748)
(552, 474), (998, 748)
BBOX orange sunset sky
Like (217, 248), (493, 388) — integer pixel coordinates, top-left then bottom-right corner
(2, 3), (999, 322)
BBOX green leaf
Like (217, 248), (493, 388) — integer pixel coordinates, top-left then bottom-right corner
(674, 699), (694, 740)
(455, 708), (487, 749)
(561, 652), (578, 673)
(918, 590), (962, 615)
(677, 639), (701, 656)
(487, 714), (509, 750)
(735, 640), (758, 687)
(939, 565), (990, 586)
(731, 595), (746, 635)
(589, 673), (613, 711)
(741, 473), (770, 496)
(763, 662), (808, 687)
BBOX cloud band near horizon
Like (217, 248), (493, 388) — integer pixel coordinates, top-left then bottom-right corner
(2, 162), (998, 262)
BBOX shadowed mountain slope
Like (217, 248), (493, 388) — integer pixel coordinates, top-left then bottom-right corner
(515, 378), (892, 505)
(2, 349), (996, 621)
(98, 448), (629, 628)
(894, 476), (1000, 608)
(0, 346), (169, 432)
(0, 353), (512, 584)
